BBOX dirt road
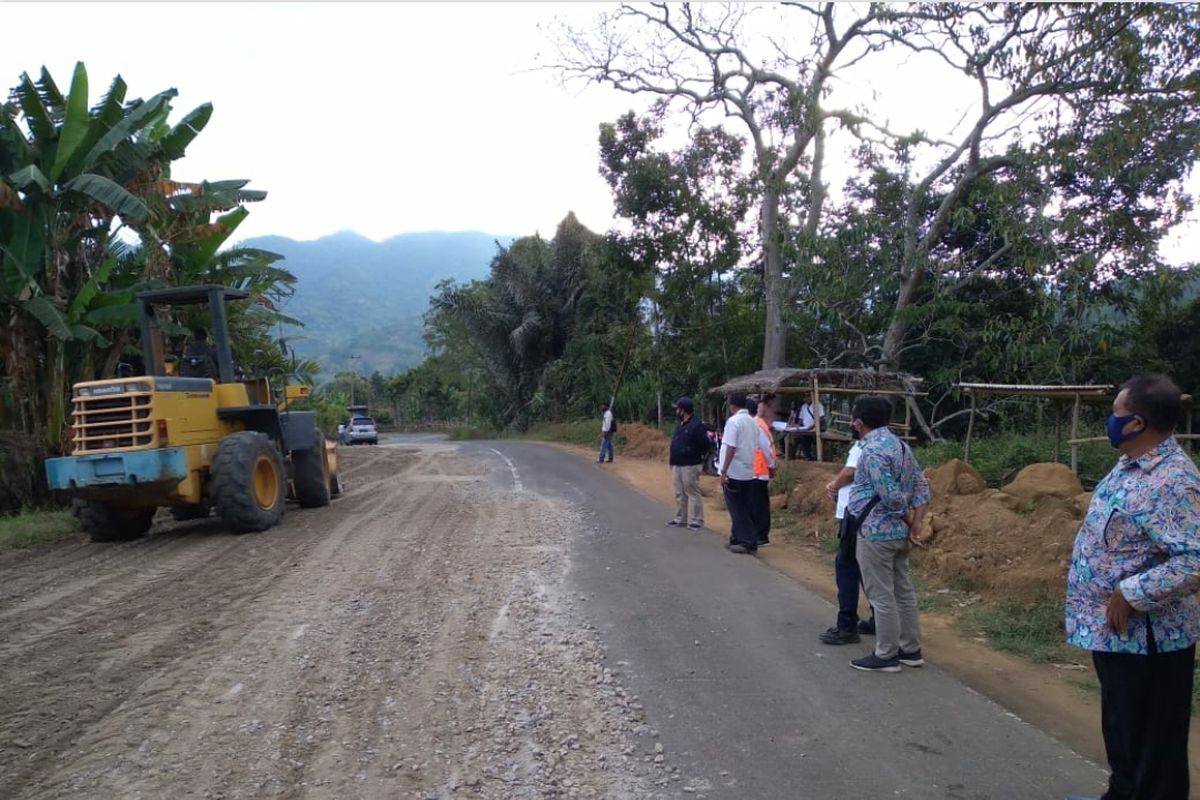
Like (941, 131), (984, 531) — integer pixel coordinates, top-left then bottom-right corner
(0, 442), (658, 799)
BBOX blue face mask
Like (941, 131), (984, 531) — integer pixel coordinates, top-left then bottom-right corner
(1106, 413), (1143, 448)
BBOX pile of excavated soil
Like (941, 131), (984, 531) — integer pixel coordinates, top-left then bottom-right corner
(778, 458), (1089, 603)
(618, 423), (671, 461)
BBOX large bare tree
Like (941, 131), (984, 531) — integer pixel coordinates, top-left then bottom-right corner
(863, 3), (1200, 371)
(552, 2), (905, 370)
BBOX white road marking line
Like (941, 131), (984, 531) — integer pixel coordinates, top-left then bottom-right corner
(490, 448), (524, 492)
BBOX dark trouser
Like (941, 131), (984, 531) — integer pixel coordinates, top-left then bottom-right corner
(834, 516), (869, 632)
(1092, 637), (1194, 800)
(723, 479), (758, 551)
(748, 479), (771, 543)
(799, 435), (816, 461)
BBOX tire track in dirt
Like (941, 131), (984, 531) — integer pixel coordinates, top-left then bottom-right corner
(0, 442), (660, 800)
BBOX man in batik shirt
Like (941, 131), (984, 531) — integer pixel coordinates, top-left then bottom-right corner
(1064, 374), (1200, 800)
(845, 395), (930, 673)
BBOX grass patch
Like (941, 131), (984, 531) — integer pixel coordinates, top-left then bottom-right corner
(525, 420), (601, 447)
(0, 510), (78, 550)
(959, 596), (1080, 665)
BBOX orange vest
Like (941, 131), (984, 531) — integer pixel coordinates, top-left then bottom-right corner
(753, 416), (776, 478)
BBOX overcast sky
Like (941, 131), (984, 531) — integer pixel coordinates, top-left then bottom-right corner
(3, 2), (1196, 263)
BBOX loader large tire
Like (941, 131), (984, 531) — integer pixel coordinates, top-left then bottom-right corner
(212, 431), (286, 533)
(74, 499), (155, 543)
(293, 431), (331, 509)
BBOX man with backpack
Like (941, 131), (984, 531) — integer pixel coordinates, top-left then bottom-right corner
(598, 402), (615, 463)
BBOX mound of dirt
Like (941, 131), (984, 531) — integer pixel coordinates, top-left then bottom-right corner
(619, 423), (671, 461)
(784, 462), (841, 517)
(1001, 462), (1083, 503)
(779, 458), (1088, 603)
(927, 459), (986, 497)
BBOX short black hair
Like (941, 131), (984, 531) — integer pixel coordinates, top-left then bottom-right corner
(745, 398), (759, 416)
(1122, 374), (1183, 432)
(851, 395), (893, 430)
(758, 392), (776, 407)
(728, 393), (748, 410)
(601, 402), (609, 410)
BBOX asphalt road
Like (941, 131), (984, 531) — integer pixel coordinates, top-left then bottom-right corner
(459, 436), (1108, 800)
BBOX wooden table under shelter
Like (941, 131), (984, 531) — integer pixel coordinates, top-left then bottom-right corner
(709, 368), (926, 462)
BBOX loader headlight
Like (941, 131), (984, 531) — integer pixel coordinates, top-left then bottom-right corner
(124, 381), (152, 394)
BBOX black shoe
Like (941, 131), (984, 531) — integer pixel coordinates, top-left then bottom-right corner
(850, 654), (901, 673)
(758, 538), (770, 546)
(667, 519), (682, 527)
(729, 544), (756, 554)
(819, 627), (860, 645)
(688, 523), (702, 530)
(858, 619), (876, 636)
(898, 649), (924, 667)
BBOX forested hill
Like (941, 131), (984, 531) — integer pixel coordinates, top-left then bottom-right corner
(242, 230), (513, 377)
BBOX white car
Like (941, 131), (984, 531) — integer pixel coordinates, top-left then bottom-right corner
(345, 417), (378, 445)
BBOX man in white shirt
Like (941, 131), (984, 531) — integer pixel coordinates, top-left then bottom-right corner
(797, 398), (822, 461)
(819, 436), (876, 645)
(719, 393), (762, 554)
(597, 403), (614, 463)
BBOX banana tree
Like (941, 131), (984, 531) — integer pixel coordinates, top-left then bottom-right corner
(0, 62), (211, 448)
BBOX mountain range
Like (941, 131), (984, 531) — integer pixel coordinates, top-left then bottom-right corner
(241, 230), (513, 378)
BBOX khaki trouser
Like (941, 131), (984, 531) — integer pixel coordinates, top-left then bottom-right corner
(671, 464), (704, 526)
(856, 536), (921, 659)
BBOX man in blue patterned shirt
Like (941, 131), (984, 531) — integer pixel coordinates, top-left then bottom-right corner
(1064, 374), (1200, 800)
(845, 395), (931, 673)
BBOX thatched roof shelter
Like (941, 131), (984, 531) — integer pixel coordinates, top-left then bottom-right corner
(708, 368), (926, 461)
(710, 367), (924, 398)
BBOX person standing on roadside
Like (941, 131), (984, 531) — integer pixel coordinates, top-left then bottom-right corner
(819, 434), (875, 645)
(668, 396), (710, 530)
(751, 393), (779, 547)
(597, 402), (615, 464)
(846, 395), (929, 673)
(1062, 374), (1200, 800)
(719, 393), (760, 555)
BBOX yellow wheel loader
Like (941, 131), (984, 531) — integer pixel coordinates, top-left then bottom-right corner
(44, 285), (340, 541)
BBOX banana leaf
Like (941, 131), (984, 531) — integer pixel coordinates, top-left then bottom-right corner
(22, 295), (71, 340)
(14, 73), (54, 144)
(79, 88), (177, 171)
(62, 173), (149, 221)
(50, 62), (89, 182)
(160, 102), (212, 160)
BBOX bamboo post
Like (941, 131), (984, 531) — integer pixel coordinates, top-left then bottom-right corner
(964, 391), (977, 464)
(1070, 393), (1081, 475)
(1054, 402), (1063, 464)
(1187, 408), (1194, 454)
(904, 396), (912, 438)
(812, 377), (823, 462)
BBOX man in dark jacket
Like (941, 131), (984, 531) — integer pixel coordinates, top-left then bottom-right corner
(668, 396), (710, 530)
